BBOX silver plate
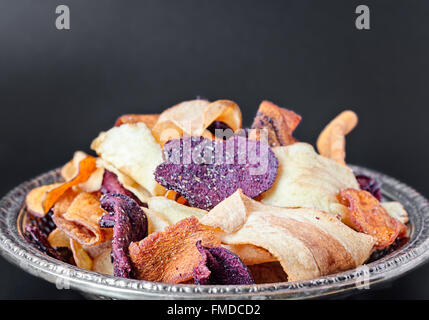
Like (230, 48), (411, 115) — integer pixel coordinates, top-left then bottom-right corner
(0, 166), (428, 299)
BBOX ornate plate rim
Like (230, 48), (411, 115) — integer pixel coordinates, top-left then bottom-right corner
(0, 165), (428, 299)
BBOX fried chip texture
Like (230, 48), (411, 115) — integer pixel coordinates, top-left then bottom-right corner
(92, 247), (114, 275)
(129, 216), (221, 283)
(260, 143), (359, 217)
(42, 156), (98, 213)
(251, 100), (301, 147)
(193, 241), (254, 285)
(52, 192), (112, 246)
(48, 228), (70, 248)
(152, 99), (242, 145)
(382, 201), (409, 224)
(70, 239), (93, 271)
(147, 197), (207, 225)
(200, 190), (374, 281)
(25, 183), (62, 217)
(316, 110), (358, 165)
(222, 244), (276, 265)
(100, 193), (148, 278)
(338, 188), (407, 248)
(114, 114), (159, 129)
(91, 123), (164, 197)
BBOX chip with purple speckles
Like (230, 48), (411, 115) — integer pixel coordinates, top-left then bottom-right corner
(193, 241), (254, 285)
(154, 136), (278, 210)
(100, 193), (148, 278)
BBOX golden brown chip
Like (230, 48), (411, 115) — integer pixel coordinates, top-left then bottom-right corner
(92, 248), (113, 275)
(251, 100), (301, 147)
(129, 216), (220, 284)
(52, 192), (112, 246)
(61, 151), (87, 181)
(152, 99), (242, 145)
(338, 188), (407, 248)
(25, 183), (62, 217)
(222, 244), (276, 265)
(70, 239), (93, 271)
(114, 114), (160, 129)
(248, 262), (288, 284)
(316, 110), (358, 165)
(42, 156), (98, 213)
(48, 228), (70, 248)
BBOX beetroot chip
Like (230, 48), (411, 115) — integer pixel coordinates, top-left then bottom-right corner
(100, 193), (148, 278)
(101, 170), (144, 206)
(155, 136), (278, 210)
(24, 224), (66, 261)
(193, 241), (254, 285)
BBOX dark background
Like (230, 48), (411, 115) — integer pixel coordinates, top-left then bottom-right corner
(0, 0), (428, 299)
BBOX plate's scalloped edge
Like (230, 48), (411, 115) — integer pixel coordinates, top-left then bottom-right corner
(0, 166), (428, 300)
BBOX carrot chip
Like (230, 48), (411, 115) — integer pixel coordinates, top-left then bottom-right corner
(42, 156), (98, 213)
(338, 188), (407, 248)
(128, 216), (220, 284)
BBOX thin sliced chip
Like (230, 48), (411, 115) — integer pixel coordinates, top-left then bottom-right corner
(61, 151), (105, 193)
(260, 143), (359, 217)
(83, 240), (112, 259)
(48, 228), (70, 248)
(70, 239), (93, 271)
(52, 192), (112, 246)
(129, 216), (221, 283)
(152, 99), (242, 145)
(25, 183), (62, 217)
(338, 188), (407, 248)
(316, 110), (358, 165)
(193, 241), (254, 285)
(144, 208), (170, 234)
(42, 156), (98, 213)
(91, 123), (164, 197)
(222, 244), (276, 265)
(147, 197), (207, 225)
(98, 159), (153, 203)
(248, 262), (288, 284)
(382, 201), (409, 224)
(251, 100), (301, 147)
(92, 248), (114, 275)
(200, 190), (374, 281)
(114, 114), (159, 129)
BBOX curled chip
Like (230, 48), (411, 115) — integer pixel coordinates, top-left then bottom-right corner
(338, 188), (407, 248)
(100, 193), (148, 278)
(155, 136), (278, 210)
(152, 99), (242, 145)
(128, 216), (220, 283)
(42, 156), (98, 213)
(101, 170), (144, 206)
(52, 191), (112, 246)
(25, 184), (62, 217)
(248, 262), (288, 284)
(316, 110), (358, 165)
(193, 241), (254, 285)
(251, 100), (301, 147)
(114, 114), (159, 129)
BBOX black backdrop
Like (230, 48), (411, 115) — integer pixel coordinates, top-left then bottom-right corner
(0, 0), (428, 299)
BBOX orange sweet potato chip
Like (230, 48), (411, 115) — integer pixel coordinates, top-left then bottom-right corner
(42, 156), (97, 213)
(251, 100), (301, 147)
(114, 114), (160, 129)
(25, 183), (62, 217)
(338, 188), (407, 248)
(128, 216), (220, 284)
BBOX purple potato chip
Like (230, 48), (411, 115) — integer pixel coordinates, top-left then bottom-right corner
(355, 174), (382, 201)
(24, 224), (66, 261)
(193, 241), (254, 285)
(100, 193), (148, 278)
(155, 136), (278, 210)
(101, 170), (145, 206)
